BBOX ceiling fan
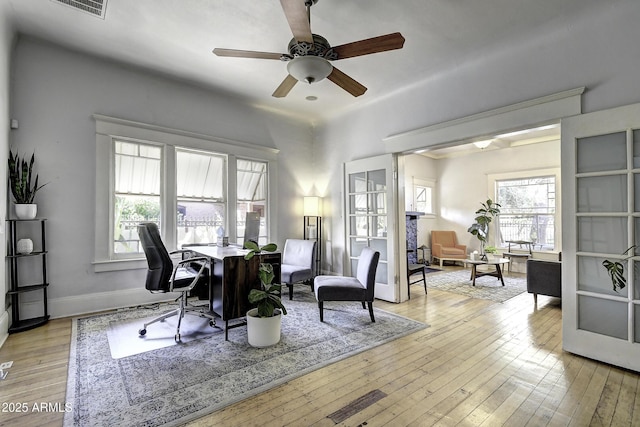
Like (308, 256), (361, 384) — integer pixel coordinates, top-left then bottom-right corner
(212, 0), (405, 98)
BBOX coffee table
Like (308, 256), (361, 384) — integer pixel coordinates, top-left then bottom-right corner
(466, 258), (510, 286)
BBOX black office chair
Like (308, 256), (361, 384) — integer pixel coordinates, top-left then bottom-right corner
(137, 222), (217, 341)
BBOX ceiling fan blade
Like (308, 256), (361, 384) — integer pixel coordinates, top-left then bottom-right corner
(272, 74), (298, 98)
(332, 32), (406, 60)
(280, 0), (313, 43)
(213, 48), (284, 60)
(327, 67), (367, 97)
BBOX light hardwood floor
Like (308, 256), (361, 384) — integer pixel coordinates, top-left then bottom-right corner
(1, 269), (640, 426)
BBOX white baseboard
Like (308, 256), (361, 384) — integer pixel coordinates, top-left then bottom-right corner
(0, 310), (9, 348)
(20, 289), (174, 320)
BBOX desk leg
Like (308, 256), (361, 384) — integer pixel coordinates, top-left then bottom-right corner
(496, 265), (505, 286)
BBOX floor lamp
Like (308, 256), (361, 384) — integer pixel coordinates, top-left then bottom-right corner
(303, 196), (322, 276)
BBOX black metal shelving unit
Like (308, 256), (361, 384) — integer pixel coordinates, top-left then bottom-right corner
(7, 218), (49, 333)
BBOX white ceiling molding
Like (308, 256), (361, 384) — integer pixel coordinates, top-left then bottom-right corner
(383, 87), (585, 154)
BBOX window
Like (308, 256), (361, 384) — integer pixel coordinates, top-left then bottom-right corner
(94, 115), (278, 271)
(236, 159), (268, 245)
(176, 149), (227, 248)
(415, 185), (432, 214)
(412, 178), (435, 215)
(113, 141), (161, 257)
(495, 174), (557, 251)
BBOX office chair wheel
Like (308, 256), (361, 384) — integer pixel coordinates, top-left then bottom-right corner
(209, 320), (216, 327)
(139, 328), (146, 336)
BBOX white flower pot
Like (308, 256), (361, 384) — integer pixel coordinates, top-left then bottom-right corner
(246, 308), (282, 347)
(15, 204), (37, 220)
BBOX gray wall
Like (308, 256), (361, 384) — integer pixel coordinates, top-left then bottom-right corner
(8, 37), (314, 318)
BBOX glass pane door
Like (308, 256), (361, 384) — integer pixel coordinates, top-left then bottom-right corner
(345, 154), (398, 302)
(563, 102), (640, 372)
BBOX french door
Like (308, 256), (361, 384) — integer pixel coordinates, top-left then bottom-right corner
(344, 154), (399, 302)
(562, 102), (640, 371)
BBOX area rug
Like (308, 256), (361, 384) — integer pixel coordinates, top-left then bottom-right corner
(425, 269), (527, 303)
(64, 290), (427, 427)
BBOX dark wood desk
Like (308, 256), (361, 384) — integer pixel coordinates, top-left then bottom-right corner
(183, 245), (281, 340)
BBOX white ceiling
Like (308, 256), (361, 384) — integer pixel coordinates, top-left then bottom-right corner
(5, 0), (610, 122)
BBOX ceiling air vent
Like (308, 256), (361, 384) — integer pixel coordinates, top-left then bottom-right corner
(51, 0), (107, 19)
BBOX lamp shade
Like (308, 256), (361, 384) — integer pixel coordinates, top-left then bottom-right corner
(287, 56), (333, 84)
(303, 196), (322, 216)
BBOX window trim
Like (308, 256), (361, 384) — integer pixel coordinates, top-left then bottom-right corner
(92, 114), (279, 272)
(488, 168), (561, 252)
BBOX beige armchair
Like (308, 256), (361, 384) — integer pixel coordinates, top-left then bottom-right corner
(431, 231), (467, 267)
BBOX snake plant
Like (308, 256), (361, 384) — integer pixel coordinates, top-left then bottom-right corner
(8, 151), (47, 204)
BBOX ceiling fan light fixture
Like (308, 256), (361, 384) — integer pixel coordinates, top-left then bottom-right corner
(287, 56), (333, 84)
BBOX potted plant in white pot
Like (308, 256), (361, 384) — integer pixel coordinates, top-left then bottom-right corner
(244, 241), (287, 347)
(8, 151), (47, 219)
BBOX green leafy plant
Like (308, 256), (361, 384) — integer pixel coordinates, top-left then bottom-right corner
(603, 245), (636, 293)
(468, 199), (501, 249)
(484, 245), (498, 254)
(8, 151), (47, 204)
(244, 241), (287, 317)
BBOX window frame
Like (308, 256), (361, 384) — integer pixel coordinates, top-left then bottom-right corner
(413, 178), (436, 217)
(488, 168), (561, 252)
(93, 114), (279, 272)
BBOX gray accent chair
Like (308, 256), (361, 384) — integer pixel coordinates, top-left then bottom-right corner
(314, 247), (380, 322)
(281, 239), (317, 300)
(526, 259), (562, 303)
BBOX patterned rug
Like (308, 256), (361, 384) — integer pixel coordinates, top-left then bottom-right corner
(64, 290), (427, 427)
(423, 268), (527, 303)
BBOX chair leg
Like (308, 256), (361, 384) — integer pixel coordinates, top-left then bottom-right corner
(367, 301), (375, 322)
(422, 269), (427, 294)
(288, 283), (293, 300)
(361, 301), (366, 309)
(318, 301), (324, 322)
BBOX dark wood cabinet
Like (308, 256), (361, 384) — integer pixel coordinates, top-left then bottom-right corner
(6, 219), (49, 333)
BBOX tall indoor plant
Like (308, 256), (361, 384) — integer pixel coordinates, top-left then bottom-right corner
(8, 150), (47, 219)
(244, 240), (287, 347)
(467, 198), (501, 257)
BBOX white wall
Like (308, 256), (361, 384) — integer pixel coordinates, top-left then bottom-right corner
(316, 0), (640, 276)
(9, 37), (314, 318)
(0, 3), (14, 344)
